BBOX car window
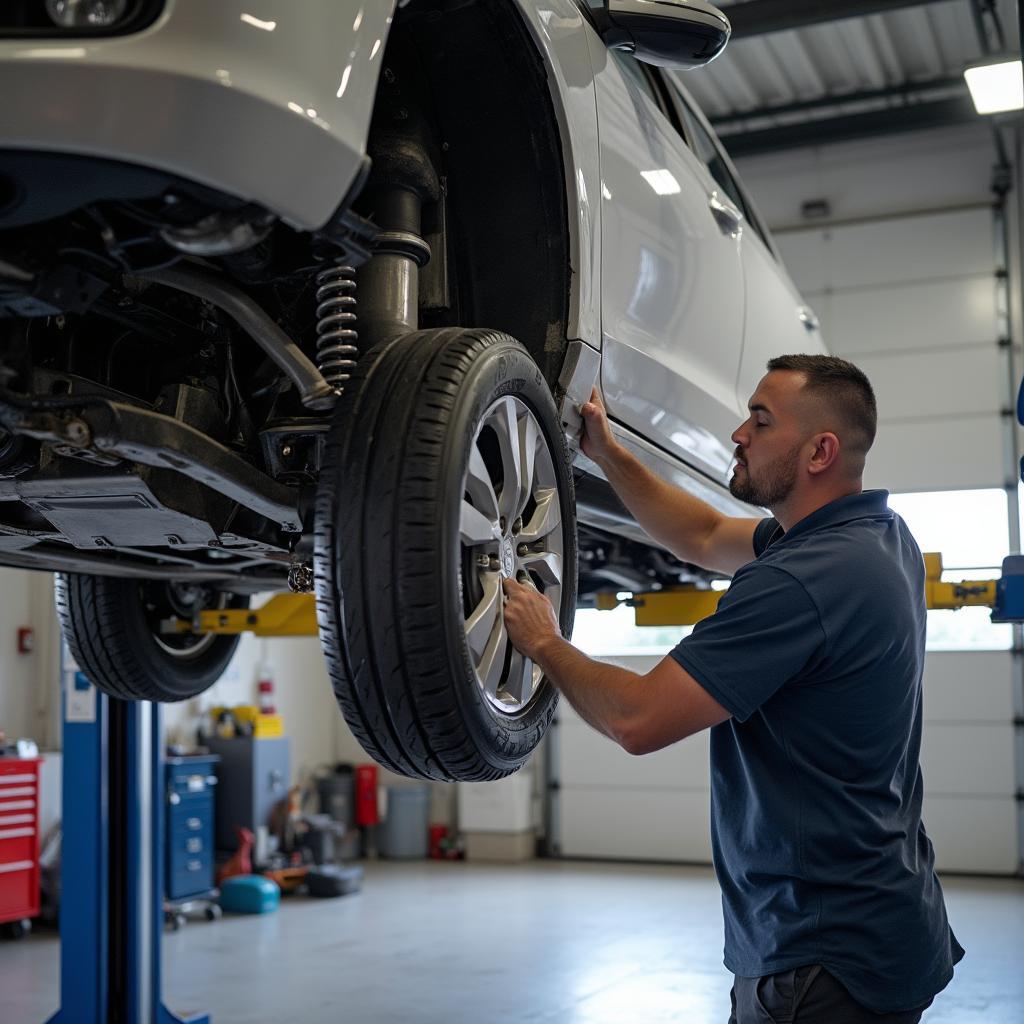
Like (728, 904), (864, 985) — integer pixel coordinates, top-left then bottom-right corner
(675, 101), (745, 211)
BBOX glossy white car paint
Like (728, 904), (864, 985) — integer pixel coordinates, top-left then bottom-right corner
(0, 0), (393, 229)
(514, 2), (603, 347)
(589, 42), (746, 486)
(665, 85), (826, 404)
(738, 229), (825, 404)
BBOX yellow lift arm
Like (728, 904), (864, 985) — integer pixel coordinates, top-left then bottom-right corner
(177, 553), (999, 638)
(176, 592), (319, 637)
(594, 552), (999, 627)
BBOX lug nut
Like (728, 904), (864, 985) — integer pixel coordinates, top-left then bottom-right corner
(476, 554), (491, 569)
(64, 419), (91, 448)
(517, 543), (528, 557)
(511, 517), (523, 535)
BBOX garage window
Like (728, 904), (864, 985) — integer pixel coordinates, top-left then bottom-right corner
(573, 602), (692, 657)
(576, 489), (1013, 656)
(889, 488), (1013, 651)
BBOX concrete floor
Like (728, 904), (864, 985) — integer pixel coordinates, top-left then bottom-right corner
(3, 860), (1022, 1024)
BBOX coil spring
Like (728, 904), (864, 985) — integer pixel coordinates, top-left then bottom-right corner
(314, 263), (358, 395)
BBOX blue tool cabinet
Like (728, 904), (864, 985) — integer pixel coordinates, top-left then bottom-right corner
(165, 755), (219, 901)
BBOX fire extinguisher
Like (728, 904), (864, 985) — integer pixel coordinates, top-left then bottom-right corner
(354, 764), (379, 827)
(257, 663), (276, 715)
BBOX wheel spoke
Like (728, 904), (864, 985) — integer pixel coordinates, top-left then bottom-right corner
(492, 397), (523, 522)
(519, 551), (562, 587)
(460, 499), (499, 547)
(466, 444), (500, 523)
(478, 615), (508, 698)
(520, 489), (561, 544)
(504, 649), (535, 704)
(516, 413), (540, 518)
(465, 573), (501, 659)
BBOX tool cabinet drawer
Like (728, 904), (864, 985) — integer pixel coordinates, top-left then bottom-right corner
(168, 851), (214, 900)
(0, 758), (41, 923)
(0, 862), (35, 919)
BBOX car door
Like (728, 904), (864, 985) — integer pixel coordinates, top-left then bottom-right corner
(588, 42), (746, 487)
(663, 77), (827, 404)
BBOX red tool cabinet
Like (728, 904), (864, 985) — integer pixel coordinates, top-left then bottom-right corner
(0, 757), (42, 930)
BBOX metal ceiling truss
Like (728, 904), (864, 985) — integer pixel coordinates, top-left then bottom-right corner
(714, 0), (1018, 154)
(726, 0), (959, 37)
(717, 94), (977, 155)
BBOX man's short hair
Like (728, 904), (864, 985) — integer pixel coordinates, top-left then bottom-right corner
(767, 354), (877, 458)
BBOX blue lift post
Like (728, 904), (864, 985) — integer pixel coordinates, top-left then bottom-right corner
(48, 655), (208, 1024)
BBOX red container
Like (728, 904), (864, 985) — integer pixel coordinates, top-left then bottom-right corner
(354, 764), (379, 827)
(429, 824), (447, 859)
(0, 757), (42, 925)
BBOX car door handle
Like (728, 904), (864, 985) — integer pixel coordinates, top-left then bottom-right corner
(798, 306), (820, 332)
(708, 192), (743, 237)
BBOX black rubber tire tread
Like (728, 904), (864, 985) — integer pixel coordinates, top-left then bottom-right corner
(55, 573), (246, 702)
(315, 327), (577, 782)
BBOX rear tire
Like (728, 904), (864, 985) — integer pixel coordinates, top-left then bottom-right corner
(56, 574), (247, 702)
(315, 328), (577, 781)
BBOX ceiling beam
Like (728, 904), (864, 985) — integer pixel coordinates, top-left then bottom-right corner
(726, 0), (957, 37)
(711, 75), (965, 127)
(719, 95), (978, 156)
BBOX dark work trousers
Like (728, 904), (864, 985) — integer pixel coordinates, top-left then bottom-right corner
(728, 966), (934, 1024)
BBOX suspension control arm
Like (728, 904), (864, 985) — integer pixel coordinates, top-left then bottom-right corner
(0, 391), (303, 532)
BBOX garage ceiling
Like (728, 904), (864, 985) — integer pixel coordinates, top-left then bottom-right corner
(689, 0), (1022, 155)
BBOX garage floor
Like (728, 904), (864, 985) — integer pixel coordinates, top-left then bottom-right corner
(3, 860), (1022, 1024)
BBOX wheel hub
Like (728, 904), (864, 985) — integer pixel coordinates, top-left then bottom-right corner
(500, 538), (515, 579)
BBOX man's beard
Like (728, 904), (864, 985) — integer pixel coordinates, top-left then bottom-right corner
(729, 443), (802, 508)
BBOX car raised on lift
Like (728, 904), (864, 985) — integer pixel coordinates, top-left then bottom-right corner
(0, 0), (822, 780)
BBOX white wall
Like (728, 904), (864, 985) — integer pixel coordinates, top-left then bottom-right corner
(0, 568), (60, 749)
(735, 122), (997, 231)
(555, 651), (1019, 874)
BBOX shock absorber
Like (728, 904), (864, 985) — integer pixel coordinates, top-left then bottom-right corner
(314, 263), (358, 395)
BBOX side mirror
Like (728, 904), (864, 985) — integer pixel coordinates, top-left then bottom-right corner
(602, 0), (731, 70)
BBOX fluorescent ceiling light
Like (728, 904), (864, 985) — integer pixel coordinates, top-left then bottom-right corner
(640, 169), (681, 196)
(964, 59), (1023, 115)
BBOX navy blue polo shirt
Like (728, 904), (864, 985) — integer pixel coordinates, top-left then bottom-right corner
(670, 490), (964, 1013)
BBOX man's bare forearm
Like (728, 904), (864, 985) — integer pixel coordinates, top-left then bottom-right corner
(533, 635), (644, 746)
(591, 443), (722, 566)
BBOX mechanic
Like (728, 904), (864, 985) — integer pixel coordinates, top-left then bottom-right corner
(502, 355), (964, 1024)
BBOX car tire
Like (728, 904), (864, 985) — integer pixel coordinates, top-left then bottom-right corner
(315, 327), (577, 782)
(55, 574), (248, 702)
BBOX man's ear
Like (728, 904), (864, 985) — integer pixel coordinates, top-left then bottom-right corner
(807, 432), (840, 475)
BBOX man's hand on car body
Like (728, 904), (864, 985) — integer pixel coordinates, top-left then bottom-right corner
(580, 387), (619, 463)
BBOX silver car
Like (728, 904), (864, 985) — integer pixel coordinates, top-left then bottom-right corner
(0, 0), (822, 779)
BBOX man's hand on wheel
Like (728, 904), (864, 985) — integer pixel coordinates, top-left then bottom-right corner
(580, 387), (618, 463)
(501, 576), (561, 662)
